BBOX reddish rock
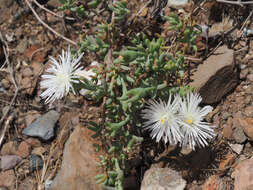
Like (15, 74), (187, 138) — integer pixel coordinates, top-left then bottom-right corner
(0, 155), (22, 171)
(190, 45), (238, 104)
(16, 141), (31, 158)
(50, 126), (104, 190)
(202, 175), (224, 190)
(234, 157), (253, 190)
(24, 44), (46, 63)
(25, 138), (41, 147)
(219, 153), (235, 170)
(1, 141), (18, 155)
(222, 117), (233, 139)
(141, 167), (186, 190)
(0, 170), (15, 189)
(239, 118), (253, 140)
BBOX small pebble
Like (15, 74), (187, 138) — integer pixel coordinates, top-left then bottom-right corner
(29, 154), (43, 172)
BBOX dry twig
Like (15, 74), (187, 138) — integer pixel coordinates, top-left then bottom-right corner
(216, 0), (253, 6)
(32, 0), (75, 21)
(24, 0), (77, 46)
(0, 33), (19, 127)
(0, 113), (15, 148)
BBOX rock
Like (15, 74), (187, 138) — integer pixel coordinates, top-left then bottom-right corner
(47, 0), (62, 8)
(229, 143), (244, 154)
(46, 12), (60, 23)
(244, 106), (253, 117)
(22, 67), (33, 77)
(45, 179), (53, 190)
(232, 117), (247, 144)
(22, 110), (60, 141)
(234, 157), (253, 190)
(232, 125), (247, 144)
(1, 79), (10, 90)
(0, 155), (22, 171)
(140, 168), (186, 190)
(29, 155), (43, 172)
(239, 118), (253, 140)
(16, 141), (31, 158)
(49, 126), (103, 190)
(190, 45), (238, 104)
(240, 68), (248, 80)
(1, 141), (18, 155)
(0, 170), (15, 189)
(167, 0), (189, 9)
(222, 117), (233, 139)
(202, 175), (224, 190)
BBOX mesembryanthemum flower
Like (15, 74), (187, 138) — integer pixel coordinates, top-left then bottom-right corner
(40, 46), (84, 104)
(178, 92), (216, 150)
(141, 95), (183, 144)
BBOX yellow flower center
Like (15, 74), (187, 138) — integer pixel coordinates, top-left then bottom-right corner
(56, 72), (69, 85)
(185, 115), (194, 125)
(160, 115), (168, 125)
(186, 118), (193, 124)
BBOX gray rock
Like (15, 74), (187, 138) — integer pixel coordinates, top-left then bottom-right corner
(190, 45), (238, 104)
(0, 155), (22, 171)
(167, 0), (188, 9)
(232, 126), (247, 144)
(45, 179), (53, 190)
(141, 167), (186, 190)
(22, 110), (60, 141)
(29, 154), (43, 172)
(229, 143), (244, 154)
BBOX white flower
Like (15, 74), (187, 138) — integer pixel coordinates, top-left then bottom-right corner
(178, 92), (216, 150)
(75, 61), (101, 82)
(141, 95), (182, 144)
(75, 61), (102, 96)
(40, 46), (84, 104)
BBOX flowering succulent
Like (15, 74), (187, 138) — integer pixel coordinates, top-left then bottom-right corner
(178, 93), (216, 150)
(142, 92), (216, 150)
(141, 95), (182, 145)
(40, 46), (84, 104)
